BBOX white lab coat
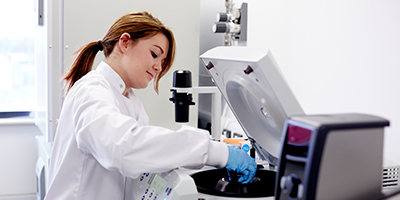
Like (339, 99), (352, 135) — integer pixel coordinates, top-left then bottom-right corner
(45, 62), (229, 200)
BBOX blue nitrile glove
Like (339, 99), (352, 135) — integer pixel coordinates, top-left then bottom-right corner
(225, 145), (257, 184)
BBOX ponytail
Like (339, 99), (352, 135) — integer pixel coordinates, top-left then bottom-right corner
(63, 40), (103, 94)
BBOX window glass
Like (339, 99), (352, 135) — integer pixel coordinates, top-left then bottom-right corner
(0, 0), (36, 113)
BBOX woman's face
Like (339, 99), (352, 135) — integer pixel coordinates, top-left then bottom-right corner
(120, 32), (169, 90)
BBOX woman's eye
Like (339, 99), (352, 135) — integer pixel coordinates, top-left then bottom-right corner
(151, 52), (158, 58)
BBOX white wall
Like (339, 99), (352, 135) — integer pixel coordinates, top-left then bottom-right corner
(247, 0), (400, 164)
(0, 123), (40, 199)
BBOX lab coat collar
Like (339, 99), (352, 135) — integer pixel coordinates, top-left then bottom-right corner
(96, 61), (126, 95)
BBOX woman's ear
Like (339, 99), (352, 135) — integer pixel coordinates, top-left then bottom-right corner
(118, 33), (131, 53)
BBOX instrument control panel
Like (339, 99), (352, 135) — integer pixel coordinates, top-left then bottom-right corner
(131, 169), (198, 200)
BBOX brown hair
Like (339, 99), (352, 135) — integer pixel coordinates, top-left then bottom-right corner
(63, 11), (176, 94)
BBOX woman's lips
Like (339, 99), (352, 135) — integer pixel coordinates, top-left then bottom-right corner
(147, 71), (154, 79)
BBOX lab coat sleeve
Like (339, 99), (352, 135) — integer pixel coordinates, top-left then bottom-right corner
(72, 85), (228, 179)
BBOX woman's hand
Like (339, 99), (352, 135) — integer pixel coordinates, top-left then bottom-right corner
(225, 145), (257, 184)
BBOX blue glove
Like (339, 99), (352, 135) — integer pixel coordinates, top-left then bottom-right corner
(225, 145), (257, 184)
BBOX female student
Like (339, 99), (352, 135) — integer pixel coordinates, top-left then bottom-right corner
(44, 11), (256, 200)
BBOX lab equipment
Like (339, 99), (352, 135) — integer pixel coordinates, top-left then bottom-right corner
(36, 157), (45, 200)
(276, 113), (389, 200)
(201, 46), (305, 167)
(169, 70), (223, 140)
(213, 2), (248, 46)
(132, 46), (303, 199)
(382, 158), (400, 193)
(35, 136), (52, 200)
(169, 70), (195, 122)
(131, 170), (198, 200)
(132, 46), (393, 199)
(191, 46), (304, 199)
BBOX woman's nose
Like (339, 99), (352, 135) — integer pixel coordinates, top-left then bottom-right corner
(153, 62), (162, 73)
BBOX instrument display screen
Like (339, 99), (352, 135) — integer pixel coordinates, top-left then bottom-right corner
(287, 124), (312, 146)
(149, 174), (167, 193)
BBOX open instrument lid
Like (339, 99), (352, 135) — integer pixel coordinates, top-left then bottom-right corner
(200, 46), (304, 165)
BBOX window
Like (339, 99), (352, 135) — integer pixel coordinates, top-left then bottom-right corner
(0, 0), (36, 117)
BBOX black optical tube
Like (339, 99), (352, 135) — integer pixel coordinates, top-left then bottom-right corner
(169, 70), (195, 123)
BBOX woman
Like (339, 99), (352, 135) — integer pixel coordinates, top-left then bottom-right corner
(45, 11), (256, 200)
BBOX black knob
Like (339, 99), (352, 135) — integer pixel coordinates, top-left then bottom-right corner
(280, 174), (303, 198)
(213, 23), (228, 33)
(216, 12), (228, 22)
(173, 70), (192, 88)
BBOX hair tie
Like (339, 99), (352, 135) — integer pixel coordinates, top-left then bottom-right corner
(98, 40), (103, 51)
